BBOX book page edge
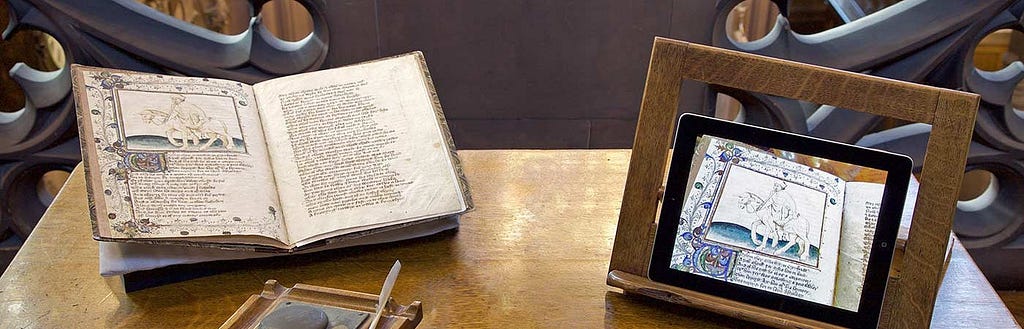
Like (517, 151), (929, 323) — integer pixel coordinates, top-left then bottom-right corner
(71, 64), (113, 239)
(411, 51), (474, 211)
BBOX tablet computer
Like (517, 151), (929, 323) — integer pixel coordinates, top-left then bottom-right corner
(649, 113), (912, 329)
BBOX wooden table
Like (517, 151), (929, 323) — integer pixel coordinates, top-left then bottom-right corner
(0, 150), (1018, 328)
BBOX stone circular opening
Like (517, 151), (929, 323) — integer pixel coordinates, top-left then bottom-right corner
(259, 0), (314, 42)
(714, 93), (745, 122)
(725, 0), (781, 45)
(956, 169), (998, 212)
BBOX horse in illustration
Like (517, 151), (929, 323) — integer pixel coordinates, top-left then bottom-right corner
(736, 181), (811, 261)
(139, 108), (235, 151)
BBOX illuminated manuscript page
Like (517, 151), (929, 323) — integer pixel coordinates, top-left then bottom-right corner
(674, 136), (844, 305)
(74, 66), (286, 246)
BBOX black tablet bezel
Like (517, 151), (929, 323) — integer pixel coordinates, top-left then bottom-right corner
(648, 113), (912, 329)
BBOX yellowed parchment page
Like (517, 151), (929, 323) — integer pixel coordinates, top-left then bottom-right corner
(72, 65), (286, 246)
(253, 53), (467, 246)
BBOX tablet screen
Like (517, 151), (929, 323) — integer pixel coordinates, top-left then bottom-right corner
(668, 134), (889, 312)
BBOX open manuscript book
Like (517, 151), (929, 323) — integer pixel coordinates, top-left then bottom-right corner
(72, 52), (472, 252)
(672, 136), (887, 311)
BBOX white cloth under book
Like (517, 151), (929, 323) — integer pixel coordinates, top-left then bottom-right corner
(98, 217), (459, 276)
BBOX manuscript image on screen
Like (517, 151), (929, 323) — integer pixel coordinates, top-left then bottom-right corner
(669, 136), (886, 311)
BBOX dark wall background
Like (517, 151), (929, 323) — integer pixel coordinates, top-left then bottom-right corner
(311, 0), (718, 149)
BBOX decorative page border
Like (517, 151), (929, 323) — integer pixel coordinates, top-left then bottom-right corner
(77, 68), (276, 238)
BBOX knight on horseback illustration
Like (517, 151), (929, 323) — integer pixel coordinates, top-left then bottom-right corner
(737, 180), (812, 261)
(139, 94), (235, 151)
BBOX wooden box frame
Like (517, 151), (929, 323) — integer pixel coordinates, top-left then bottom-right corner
(220, 280), (422, 329)
(607, 37), (979, 328)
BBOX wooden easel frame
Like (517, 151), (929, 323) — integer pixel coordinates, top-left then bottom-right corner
(607, 37), (979, 328)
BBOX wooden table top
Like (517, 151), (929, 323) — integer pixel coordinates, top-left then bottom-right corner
(0, 150), (1018, 328)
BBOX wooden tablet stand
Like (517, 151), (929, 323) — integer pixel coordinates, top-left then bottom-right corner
(607, 37), (979, 329)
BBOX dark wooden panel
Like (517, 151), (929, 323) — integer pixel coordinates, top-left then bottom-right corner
(0, 234), (22, 277)
(378, 0), (672, 121)
(320, 0), (381, 66)
(447, 119), (590, 149)
(971, 247), (1024, 290)
(996, 291), (1024, 325)
(666, 0), (716, 46)
(590, 119), (636, 148)
(667, 0), (718, 119)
